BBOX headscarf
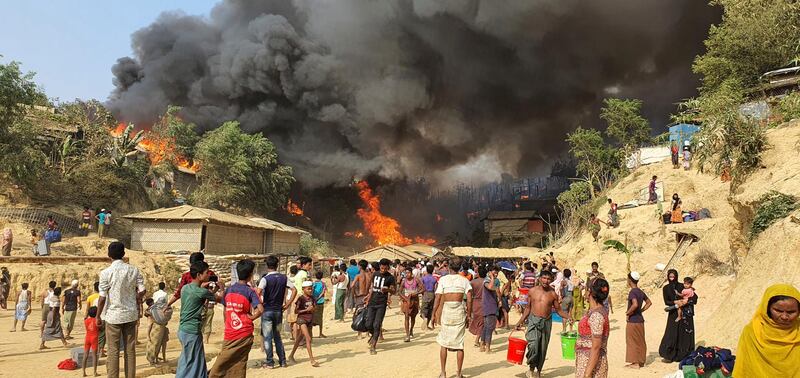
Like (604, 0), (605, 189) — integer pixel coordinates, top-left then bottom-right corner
(733, 284), (800, 377)
(666, 269), (681, 293)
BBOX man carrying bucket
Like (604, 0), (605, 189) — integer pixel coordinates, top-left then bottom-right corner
(515, 270), (569, 378)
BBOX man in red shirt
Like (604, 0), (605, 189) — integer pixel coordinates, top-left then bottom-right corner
(167, 252), (216, 308)
(209, 259), (263, 377)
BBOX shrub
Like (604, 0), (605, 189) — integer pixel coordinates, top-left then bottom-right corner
(749, 191), (797, 239)
(772, 92), (800, 125)
(299, 234), (332, 257)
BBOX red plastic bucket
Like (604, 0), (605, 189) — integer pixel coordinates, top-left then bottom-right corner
(507, 331), (527, 365)
(517, 288), (530, 305)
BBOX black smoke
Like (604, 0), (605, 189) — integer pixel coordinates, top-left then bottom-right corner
(109, 0), (719, 187)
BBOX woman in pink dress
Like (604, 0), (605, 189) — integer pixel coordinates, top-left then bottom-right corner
(575, 278), (610, 378)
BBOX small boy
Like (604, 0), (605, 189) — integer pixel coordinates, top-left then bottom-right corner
(311, 271), (327, 338)
(176, 261), (223, 378)
(665, 277), (695, 322)
(144, 298), (169, 365)
(289, 281), (319, 367)
(209, 259), (263, 377)
(83, 306), (99, 377)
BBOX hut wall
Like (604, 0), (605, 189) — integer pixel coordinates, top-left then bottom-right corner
(204, 224), (264, 255)
(130, 221), (202, 252)
(271, 230), (301, 255)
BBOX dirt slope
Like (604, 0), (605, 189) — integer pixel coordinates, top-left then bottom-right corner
(551, 120), (800, 351)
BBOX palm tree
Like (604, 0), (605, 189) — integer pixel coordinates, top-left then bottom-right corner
(603, 237), (641, 273)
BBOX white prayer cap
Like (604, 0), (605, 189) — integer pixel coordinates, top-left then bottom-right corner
(301, 281), (313, 288)
(71, 279), (79, 287)
(629, 271), (641, 281)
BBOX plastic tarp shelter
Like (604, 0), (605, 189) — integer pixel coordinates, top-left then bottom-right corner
(669, 124), (700, 147)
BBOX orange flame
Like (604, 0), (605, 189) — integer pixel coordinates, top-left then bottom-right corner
(109, 122), (199, 174)
(353, 181), (435, 246)
(287, 199), (304, 216)
(344, 231), (364, 239)
(111, 122), (126, 136)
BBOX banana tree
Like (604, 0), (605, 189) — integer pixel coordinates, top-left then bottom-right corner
(603, 237), (641, 273)
(59, 134), (80, 175)
(109, 123), (144, 167)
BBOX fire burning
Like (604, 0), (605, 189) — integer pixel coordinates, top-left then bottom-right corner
(110, 122), (199, 174)
(286, 199), (304, 216)
(353, 180), (435, 246)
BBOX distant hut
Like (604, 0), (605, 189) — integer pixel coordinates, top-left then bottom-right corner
(482, 211), (546, 247)
(124, 205), (308, 255)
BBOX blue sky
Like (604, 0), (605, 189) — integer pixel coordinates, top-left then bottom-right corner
(0, 1), (218, 103)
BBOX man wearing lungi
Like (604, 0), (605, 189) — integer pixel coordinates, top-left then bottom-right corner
(516, 270), (570, 378)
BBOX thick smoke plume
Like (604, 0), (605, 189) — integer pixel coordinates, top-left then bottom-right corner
(109, 0), (718, 187)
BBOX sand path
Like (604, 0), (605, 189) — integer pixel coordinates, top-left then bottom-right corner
(0, 293), (692, 378)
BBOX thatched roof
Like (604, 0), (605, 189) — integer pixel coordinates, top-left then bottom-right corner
(124, 205), (306, 234)
(350, 244), (427, 262)
(450, 246), (540, 259)
(484, 211), (537, 220)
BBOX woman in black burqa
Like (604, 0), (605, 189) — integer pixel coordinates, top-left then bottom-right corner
(658, 269), (698, 362)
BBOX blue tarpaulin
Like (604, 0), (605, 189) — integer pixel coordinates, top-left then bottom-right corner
(669, 123), (700, 147)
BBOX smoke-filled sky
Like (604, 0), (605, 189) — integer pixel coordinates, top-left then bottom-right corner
(109, 0), (719, 187)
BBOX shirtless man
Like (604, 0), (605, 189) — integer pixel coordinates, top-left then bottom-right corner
(350, 260), (370, 338)
(515, 270), (569, 378)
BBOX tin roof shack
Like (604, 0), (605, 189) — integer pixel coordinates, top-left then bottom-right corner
(760, 66), (800, 98)
(483, 211), (546, 248)
(125, 205), (308, 255)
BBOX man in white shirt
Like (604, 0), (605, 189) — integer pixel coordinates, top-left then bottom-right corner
(97, 242), (145, 378)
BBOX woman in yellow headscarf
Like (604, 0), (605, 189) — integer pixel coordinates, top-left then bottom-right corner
(733, 283), (800, 377)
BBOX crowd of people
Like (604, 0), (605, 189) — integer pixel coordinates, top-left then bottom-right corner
(0, 241), (797, 378)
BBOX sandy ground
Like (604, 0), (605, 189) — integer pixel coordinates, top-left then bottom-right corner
(0, 291), (691, 378)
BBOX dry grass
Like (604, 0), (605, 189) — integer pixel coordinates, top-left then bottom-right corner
(693, 248), (734, 276)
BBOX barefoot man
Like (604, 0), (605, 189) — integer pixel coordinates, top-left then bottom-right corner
(515, 270), (569, 378)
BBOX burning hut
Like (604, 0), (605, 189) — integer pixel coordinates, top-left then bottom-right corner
(483, 210), (546, 247)
(125, 205), (308, 255)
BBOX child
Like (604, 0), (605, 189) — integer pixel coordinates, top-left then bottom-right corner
(289, 281), (319, 367)
(145, 298), (170, 365)
(82, 306), (99, 377)
(176, 261), (222, 378)
(11, 282), (32, 331)
(40, 286), (68, 349)
(400, 268), (423, 342)
(209, 259), (263, 377)
(666, 277), (695, 322)
(311, 271), (327, 338)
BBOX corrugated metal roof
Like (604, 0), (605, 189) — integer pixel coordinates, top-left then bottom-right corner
(350, 244), (427, 262)
(124, 205), (306, 234)
(485, 211), (537, 220)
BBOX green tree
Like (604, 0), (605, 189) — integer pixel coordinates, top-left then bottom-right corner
(674, 80), (766, 182)
(191, 121), (294, 214)
(600, 98), (650, 158)
(299, 234), (332, 257)
(694, 0), (800, 93)
(566, 127), (623, 197)
(151, 105), (201, 161)
(0, 59), (49, 135)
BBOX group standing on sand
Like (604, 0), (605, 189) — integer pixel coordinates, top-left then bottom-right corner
(3, 237), (798, 378)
